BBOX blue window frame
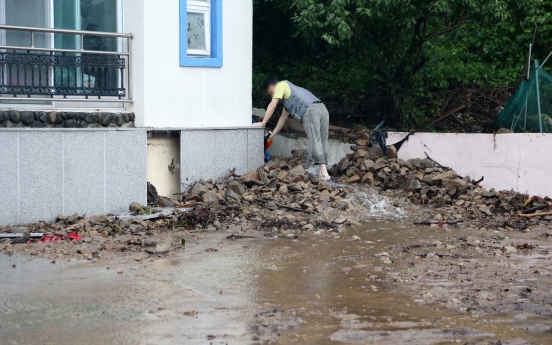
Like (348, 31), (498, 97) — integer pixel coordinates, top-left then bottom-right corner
(180, 0), (223, 67)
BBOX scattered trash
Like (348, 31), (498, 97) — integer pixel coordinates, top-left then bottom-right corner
(38, 232), (82, 243)
(0, 233), (43, 239)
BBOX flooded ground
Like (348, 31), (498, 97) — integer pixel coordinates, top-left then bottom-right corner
(2, 216), (551, 345)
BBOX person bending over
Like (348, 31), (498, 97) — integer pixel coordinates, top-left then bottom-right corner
(253, 76), (332, 183)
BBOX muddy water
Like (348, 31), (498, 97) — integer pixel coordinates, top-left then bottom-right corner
(0, 220), (549, 344)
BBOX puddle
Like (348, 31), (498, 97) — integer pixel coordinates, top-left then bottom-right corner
(1, 220), (550, 344)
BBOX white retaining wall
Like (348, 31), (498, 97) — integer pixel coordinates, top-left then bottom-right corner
(270, 132), (552, 197)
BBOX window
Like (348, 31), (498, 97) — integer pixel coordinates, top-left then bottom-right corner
(180, 0), (222, 68)
(187, 0), (210, 56)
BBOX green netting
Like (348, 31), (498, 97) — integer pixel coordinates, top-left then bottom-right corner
(493, 60), (552, 133)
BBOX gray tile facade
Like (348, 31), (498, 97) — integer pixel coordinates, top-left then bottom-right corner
(0, 129), (147, 226)
(0, 132), (19, 225)
(18, 132), (63, 223)
(248, 128), (265, 171)
(180, 127), (265, 192)
(105, 131), (147, 214)
(64, 132), (105, 216)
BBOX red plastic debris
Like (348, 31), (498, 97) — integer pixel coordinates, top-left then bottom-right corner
(37, 232), (82, 243)
(264, 137), (273, 151)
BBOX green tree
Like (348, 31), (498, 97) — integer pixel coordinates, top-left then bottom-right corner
(253, 0), (552, 126)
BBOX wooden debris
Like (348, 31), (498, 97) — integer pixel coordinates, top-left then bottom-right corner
(432, 105), (466, 125)
(519, 212), (552, 218)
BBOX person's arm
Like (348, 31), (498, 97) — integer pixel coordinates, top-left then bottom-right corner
(269, 109), (289, 138)
(252, 98), (280, 126)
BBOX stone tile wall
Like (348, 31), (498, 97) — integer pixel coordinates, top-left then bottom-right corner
(0, 129), (147, 226)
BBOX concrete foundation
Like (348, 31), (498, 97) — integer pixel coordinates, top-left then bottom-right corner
(270, 132), (552, 197)
(0, 128), (147, 226)
(180, 127), (265, 191)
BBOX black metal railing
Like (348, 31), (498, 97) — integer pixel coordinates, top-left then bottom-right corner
(0, 25), (132, 102)
(0, 51), (126, 99)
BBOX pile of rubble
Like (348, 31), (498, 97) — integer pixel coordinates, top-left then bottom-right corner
(180, 152), (367, 231)
(1, 151), (374, 257)
(334, 139), (552, 231)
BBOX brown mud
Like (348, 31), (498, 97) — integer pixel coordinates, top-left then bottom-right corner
(1, 218), (551, 344)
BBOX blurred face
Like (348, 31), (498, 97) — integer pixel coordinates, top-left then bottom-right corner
(267, 84), (276, 96)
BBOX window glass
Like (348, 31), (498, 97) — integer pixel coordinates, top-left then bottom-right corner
(187, 12), (206, 50)
(5, 0), (48, 48)
(187, 0), (210, 56)
(80, 0), (118, 52)
(52, 0), (120, 90)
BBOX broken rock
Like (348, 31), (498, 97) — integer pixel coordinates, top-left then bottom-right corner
(387, 145), (397, 159)
(343, 175), (361, 183)
(287, 183), (303, 192)
(408, 179), (422, 191)
(129, 202), (146, 212)
(227, 181), (246, 195)
(226, 190), (241, 201)
(354, 149), (370, 160)
(442, 179), (467, 192)
(289, 165), (305, 177)
(337, 157), (349, 171)
(239, 170), (261, 183)
(202, 191), (222, 207)
(431, 170), (457, 184)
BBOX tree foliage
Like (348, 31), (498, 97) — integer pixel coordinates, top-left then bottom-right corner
(253, 0), (552, 127)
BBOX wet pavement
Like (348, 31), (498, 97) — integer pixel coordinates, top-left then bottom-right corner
(1, 219), (551, 344)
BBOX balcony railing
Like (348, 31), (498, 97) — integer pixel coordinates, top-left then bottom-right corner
(0, 25), (132, 103)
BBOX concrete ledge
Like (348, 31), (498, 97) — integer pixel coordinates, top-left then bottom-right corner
(160, 126), (265, 131)
(0, 128), (144, 132)
(0, 129), (147, 226)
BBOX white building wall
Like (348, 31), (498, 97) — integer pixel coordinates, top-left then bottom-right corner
(126, 0), (253, 128)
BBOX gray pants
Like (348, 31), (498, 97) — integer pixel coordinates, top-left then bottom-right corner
(302, 103), (329, 165)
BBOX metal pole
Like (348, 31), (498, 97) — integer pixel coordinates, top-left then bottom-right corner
(541, 50), (552, 69)
(535, 60), (543, 133)
(527, 44), (533, 80)
(127, 36), (132, 100)
(524, 99), (528, 132)
(511, 102), (525, 131)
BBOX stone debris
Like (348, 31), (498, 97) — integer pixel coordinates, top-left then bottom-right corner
(0, 155), (362, 259)
(332, 143), (552, 232)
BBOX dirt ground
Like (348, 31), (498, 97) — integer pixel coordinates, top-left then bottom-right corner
(1, 195), (551, 344)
